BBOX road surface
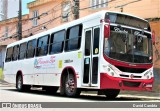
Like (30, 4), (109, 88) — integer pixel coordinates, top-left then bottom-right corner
(0, 82), (159, 102)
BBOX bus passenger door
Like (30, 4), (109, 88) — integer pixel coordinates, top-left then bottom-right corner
(83, 26), (100, 87)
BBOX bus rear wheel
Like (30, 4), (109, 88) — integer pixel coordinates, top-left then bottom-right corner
(16, 75), (24, 91)
(63, 73), (80, 97)
(103, 89), (120, 99)
(16, 75), (30, 92)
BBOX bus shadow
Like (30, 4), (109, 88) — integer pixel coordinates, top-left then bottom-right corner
(4, 88), (143, 101)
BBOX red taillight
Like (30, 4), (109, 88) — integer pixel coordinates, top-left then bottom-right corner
(152, 31), (155, 45)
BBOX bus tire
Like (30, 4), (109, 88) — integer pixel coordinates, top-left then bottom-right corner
(16, 75), (24, 92)
(64, 73), (80, 97)
(103, 89), (120, 99)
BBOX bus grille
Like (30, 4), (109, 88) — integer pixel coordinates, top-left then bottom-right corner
(120, 74), (141, 78)
(122, 81), (141, 87)
(115, 66), (146, 73)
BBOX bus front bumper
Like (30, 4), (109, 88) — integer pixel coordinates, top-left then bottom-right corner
(100, 73), (154, 91)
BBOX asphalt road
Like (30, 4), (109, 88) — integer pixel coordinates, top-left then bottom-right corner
(0, 82), (160, 111)
(0, 83), (160, 102)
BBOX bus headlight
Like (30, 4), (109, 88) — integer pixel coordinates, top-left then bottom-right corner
(144, 70), (150, 76)
(111, 72), (115, 76)
(144, 70), (152, 79)
(150, 72), (153, 76)
(103, 65), (118, 77)
(107, 67), (111, 72)
(147, 75), (149, 79)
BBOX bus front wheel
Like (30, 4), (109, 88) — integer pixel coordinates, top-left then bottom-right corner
(103, 89), (120, 99)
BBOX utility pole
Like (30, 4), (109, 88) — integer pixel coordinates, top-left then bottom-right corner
(73, 0), (79, 19)
(18, 0), (22, 40)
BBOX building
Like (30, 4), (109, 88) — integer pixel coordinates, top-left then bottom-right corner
(0, 14), (29, 67)
(0, 0), (19, 21)
(0, 0), (160, 68)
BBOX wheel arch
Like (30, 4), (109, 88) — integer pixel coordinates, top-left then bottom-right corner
(60, 66), (78, 88)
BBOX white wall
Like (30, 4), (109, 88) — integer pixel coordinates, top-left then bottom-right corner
(0, 0), (19, 21)
(8, 0), (19, 19)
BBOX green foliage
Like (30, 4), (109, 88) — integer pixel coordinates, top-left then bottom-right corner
(0, 68), (3, 80)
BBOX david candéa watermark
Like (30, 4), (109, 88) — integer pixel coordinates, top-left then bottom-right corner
(133, 103), (158, 108)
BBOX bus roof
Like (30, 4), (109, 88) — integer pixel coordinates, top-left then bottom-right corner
(7, 10), (148, 48)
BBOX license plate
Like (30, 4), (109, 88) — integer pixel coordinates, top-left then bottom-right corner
(145, 84), (152, 87)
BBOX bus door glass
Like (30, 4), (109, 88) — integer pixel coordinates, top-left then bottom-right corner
(83, 26), (100, 86)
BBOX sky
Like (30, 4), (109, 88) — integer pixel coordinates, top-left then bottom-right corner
(22, 0), (35, 15)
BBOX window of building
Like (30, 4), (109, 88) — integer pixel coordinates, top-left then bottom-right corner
(65, 25), (82, 51)
(33, 10), (39, 26)
(91, 0), (107, 9)
(36, 35), (49, 56)
(5, 47), (13, 62)
(12, 45), (19, 61)
(19, 42), (27, 60)
(50, 30), (65, 54)
(26, 39), (37, 58)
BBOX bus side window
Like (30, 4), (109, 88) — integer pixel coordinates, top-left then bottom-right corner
(50, 30), (65, 54)
(26, 39), (37, 58)
(12, 45), (19, 61)
(5, 47), (13, 62)
(65, 24), (82, 51)
(19, 42), (27, 60)
(36, 35), (49, 56)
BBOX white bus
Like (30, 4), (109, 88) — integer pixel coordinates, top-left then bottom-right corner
(3, 11), (154, 98)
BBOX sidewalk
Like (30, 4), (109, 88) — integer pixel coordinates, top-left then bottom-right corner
(81, 91), (160, 100)
(0, 79), (15, 87)
(120, 90), (160, 99)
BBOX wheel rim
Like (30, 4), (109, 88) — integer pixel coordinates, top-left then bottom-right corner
(65, 78), (75, 93)
(17, 77), (22, 89)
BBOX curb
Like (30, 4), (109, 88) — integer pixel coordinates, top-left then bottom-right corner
(118, 94), (160, 100)
(0, 80), (15, 87)
(81, 93), (160, 100)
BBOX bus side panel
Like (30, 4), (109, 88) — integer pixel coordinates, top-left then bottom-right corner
(43, 51), (83, 87)
(42, 55), (60, 86)
(22, 58), (35, 85)
(4, 62), (16, 84)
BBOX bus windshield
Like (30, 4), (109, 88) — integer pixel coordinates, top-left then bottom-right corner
(104, 26), (153, 63)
